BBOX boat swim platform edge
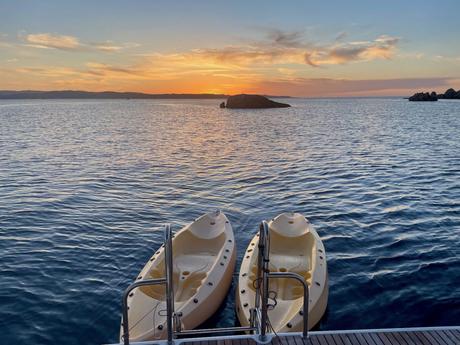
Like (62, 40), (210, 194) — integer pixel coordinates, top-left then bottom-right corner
(106, 326), (460, 345)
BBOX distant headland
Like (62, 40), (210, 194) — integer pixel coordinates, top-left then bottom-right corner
(408, 88), (460, 102)
(0, 90), (227, 100)
(0, 90), (291, 100)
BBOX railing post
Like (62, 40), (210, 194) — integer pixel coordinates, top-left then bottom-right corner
(259, 221), (270, 342)
(254, 222), (265, 311)
(122, 286), (131, 345)
(164, 224), (175, 345)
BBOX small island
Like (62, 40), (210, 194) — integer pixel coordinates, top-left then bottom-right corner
(409, 92), (438, 102)
(408, 88), (460, 101)
(221, 94), (291, 109)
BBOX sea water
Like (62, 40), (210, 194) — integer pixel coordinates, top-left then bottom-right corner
(0, 98), (459, 344)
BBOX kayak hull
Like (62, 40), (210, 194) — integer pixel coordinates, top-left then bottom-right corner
(236, 212), (328, 332)
(121, 211), (236, 342)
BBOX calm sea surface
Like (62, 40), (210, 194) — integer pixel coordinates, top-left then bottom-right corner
(0, 98), (459, 344)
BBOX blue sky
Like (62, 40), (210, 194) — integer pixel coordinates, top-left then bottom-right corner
(1, 1), (459, 96)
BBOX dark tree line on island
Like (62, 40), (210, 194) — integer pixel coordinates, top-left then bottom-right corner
(409, 88), (460, 102)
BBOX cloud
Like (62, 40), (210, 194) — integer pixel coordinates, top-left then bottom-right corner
(250, 76), (454, 97)
(17, 29), (398, 68)
(6, 28), (445, 96)
(0, 33), (13, 48)
(265, 29), (305, 47)
(320, 35), (399, 65)
(15, 66), (82, 78)
(433, 55), (460, 62)
(9, 62), (455, 96)
(182, 46), (302, 65)
(4, 29), (404, 95)
(89, 42), (122, 52)
(85, 62), (142, 76)
(25, 33), (80, 50)
(145, 31), (401, 68)
(335, 31), (348, 41)
(22, 32), (139, 53)
(0, 41), (13, 48)
(13, 63), (144, 80)
(88, 41), (140, 52)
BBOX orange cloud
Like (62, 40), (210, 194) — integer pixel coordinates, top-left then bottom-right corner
(89, 41), (140, 52)
(151, 33), (401, 67)
(25, 33), (80, 50)
(22, 32), (138, 53)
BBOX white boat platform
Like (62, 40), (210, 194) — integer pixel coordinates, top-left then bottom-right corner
(107, 326), (460, 345)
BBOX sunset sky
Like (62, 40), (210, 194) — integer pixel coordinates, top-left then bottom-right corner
(1, 0), (459, 97)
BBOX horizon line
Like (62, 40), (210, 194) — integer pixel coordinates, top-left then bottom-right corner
(0, 89), (427, 99)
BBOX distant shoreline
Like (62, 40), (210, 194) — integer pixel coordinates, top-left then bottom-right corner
(2, 90), (446, 100)
(0, 90), (291, 100)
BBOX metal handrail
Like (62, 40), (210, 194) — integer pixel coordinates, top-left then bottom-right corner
(176, 326), (255, 337)
(258, 221), (270, 341)
(121, 224), (175, 345)
(121, 278), (167, 345)
(164, 224), (174, 344)
(257, 220), (309, 341)
(267, 272), (309, 338)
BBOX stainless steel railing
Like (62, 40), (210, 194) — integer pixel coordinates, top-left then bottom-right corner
(257, 220), (309, 341)
(164, 224), (174, 344)
(120, 217), (310, 345)
(267, 272), (309, 338)
(121, 278), (167, 345)
(121, 224), (175, 345)
(258, 221), (270, 341)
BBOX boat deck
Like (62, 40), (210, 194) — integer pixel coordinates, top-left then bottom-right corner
(174, 327), (460, 345)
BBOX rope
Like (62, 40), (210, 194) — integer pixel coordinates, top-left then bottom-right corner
(252, 275), (286, 345)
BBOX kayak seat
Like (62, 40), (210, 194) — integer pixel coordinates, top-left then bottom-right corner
(263, 230), (316, 329)
(246, 231), (314, 297)
(267, 230), (315, 301)
(141, 229), (226, 304)
(173, 229), (226, 303)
